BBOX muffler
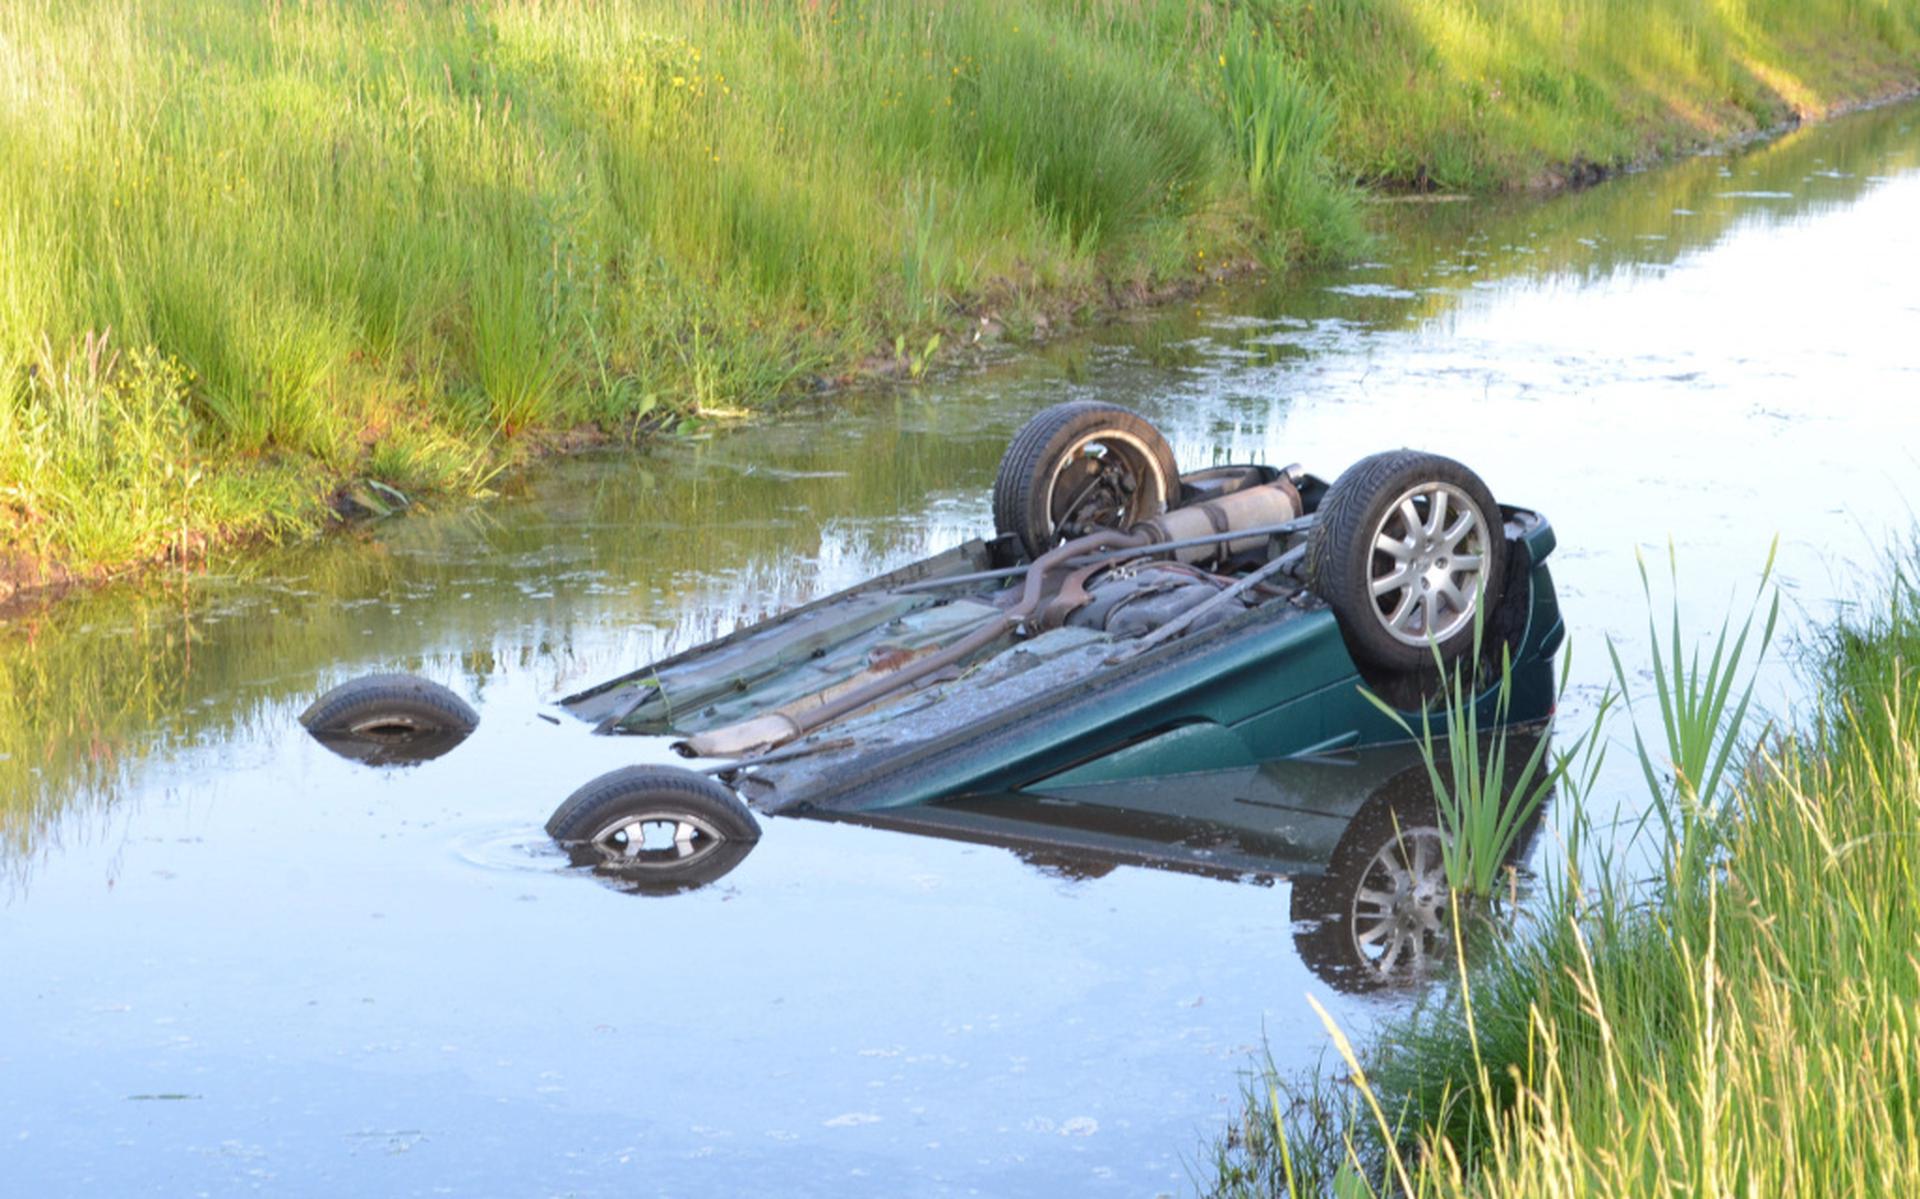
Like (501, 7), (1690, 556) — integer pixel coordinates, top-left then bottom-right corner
(1129, 479), (1301, 566)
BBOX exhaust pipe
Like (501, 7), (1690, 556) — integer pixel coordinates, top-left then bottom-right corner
(1128, 479), (1301, 566)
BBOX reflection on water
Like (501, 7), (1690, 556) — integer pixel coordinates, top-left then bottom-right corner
(850, 739), (1549, 996)
(2, 100), (1918, 1195)
(552, 743), (1546, 995)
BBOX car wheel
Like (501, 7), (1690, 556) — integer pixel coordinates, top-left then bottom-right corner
(546, 766), (760, 895)
(992, 401), (1180, 561)
(299, 673), (478, 764)
(1304, 450), (1506, 672)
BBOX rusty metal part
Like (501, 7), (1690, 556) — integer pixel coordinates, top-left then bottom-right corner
(893, 514), (1315, 595)
(701, 738), (857, 775)
(1037, 560), (1111, 631)
(678, 528), (1146, 758)
(1105, 545), (1306, 663)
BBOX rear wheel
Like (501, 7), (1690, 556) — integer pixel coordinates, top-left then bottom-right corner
(1304, 451), (1505, 672)
(546, 766), (760, 895)
(992, 402), (1179, 561)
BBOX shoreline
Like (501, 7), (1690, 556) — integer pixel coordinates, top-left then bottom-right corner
(5, 1), (1918, 616)
(1209, 546), (1920, 1195)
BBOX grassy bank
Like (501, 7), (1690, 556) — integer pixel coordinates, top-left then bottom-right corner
(1211, 550), (1920, 1196)
(4, 1), (1919, 601)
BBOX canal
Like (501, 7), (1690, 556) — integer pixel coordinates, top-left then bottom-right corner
(2, 100), (1916, 1196)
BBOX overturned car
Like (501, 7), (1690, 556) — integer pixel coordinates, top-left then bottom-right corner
(302, 401), (1564, 900)
(550, 401), (1561, 868)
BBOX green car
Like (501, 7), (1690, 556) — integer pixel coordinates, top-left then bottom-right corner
(301, 401), (1563, 904)
(547, 403), (1562, 858)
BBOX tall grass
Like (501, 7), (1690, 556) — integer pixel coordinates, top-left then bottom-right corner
(4, 0), (1918, 591)
(1256, 0), (1920, 189)
(0, 1), (1259, 586)
(1219, 17), (1366, 262)
(1607, 540), (1781, 892)
(1364, 630), (1610, 900)
(1213, 546), (1920, 1197)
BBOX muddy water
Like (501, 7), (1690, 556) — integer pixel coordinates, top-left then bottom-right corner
(4, 102), (1918, 1196)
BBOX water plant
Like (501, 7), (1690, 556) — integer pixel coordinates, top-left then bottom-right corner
(1606, 538), (1780, 889)
(1361, 622), (1609, 901)
(1206, 542), (1920, 1199)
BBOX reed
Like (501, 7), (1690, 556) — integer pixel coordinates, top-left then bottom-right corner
(1211, 545), (1920, 1198)
(1605, 539), (1781, 893)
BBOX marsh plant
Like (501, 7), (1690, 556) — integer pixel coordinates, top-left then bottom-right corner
(1363, 620), (1609, 902)
(1208, 543), (1901, 1199)
(1606, 539), (1780, 891)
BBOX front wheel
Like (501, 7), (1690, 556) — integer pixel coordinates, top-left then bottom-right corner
(1303, 450), (1506, 672)
(546, 766), (760, 895)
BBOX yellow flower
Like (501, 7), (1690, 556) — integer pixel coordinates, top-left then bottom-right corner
(1219, 54), (1226, 67)
(672, 76), (686, 87)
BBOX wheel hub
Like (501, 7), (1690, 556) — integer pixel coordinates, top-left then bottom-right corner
(591, 811), (724, 867)
(1043, 432), (1164, 547)
(1367, 482), (1491, 648)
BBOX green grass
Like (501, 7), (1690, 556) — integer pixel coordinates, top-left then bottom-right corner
(1256, 0), (1920, 189)
(3, 1), (1918, 596)
(1210, 545), (1920, 1197)
(1363, 628), (1610, 901)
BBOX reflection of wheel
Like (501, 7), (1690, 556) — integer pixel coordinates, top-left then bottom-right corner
(546, 766), (760, 895)
(1304, 451), (1506, 672)
(1345, 823), (1449, 977)
(299, 673), (478, 766)
(993, 402), (1180, 560)
(1291, 765), (1451, 993)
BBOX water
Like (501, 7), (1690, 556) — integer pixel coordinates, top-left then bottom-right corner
(4, 102), (1918, 1196)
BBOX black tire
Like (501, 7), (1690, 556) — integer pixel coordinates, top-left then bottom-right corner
(992, 401), (1180, 561)
(299, 673), (478, 765)
(547, 766), (761, 896)
(1304, 450), (1506, 672)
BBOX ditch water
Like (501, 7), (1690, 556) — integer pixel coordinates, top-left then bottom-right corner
(3, 101), (1917, 1197)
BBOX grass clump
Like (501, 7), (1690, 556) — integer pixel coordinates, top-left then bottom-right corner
(0, 332), (332, 576)
(1364, 630), (1609, 901)
(1219, 16), (1367, 262)
(1607, 540), (1781, 890)
(1212, 544), (1920, 1197)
